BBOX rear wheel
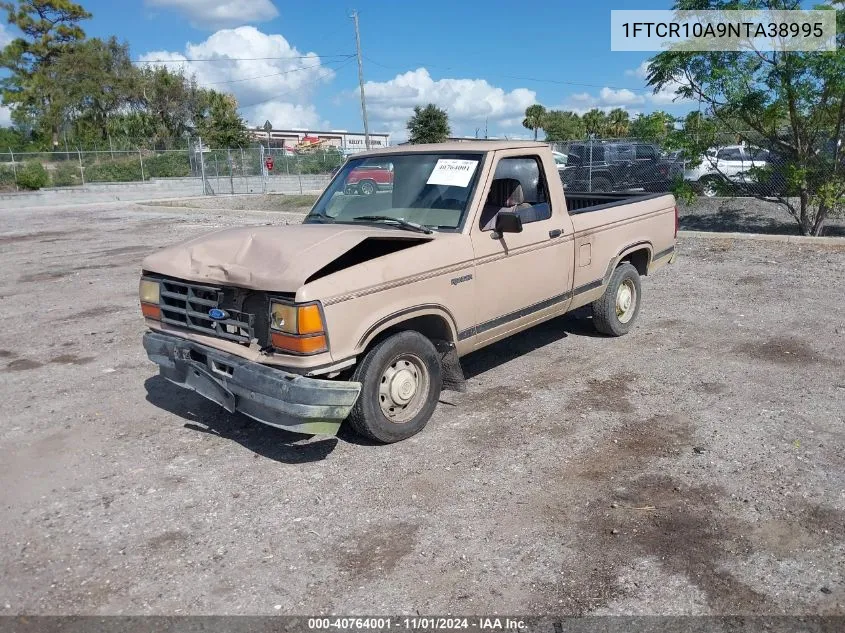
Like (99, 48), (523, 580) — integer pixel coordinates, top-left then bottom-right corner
(358, 179), (377, 195)
(591, 262), (642, 336)
(347, 331), (443, 443)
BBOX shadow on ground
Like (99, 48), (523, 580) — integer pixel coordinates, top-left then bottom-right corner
(461, 307), (601, 381)
(144, 375), (346, 463)
(681, 201), (845, 236)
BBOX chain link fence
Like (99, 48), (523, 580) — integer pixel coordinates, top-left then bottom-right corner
(548, 136), (842, 198)
(0, 140), (343, 195)
(2, 136), (841, 206)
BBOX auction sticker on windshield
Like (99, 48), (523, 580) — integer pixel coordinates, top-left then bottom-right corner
(426, 159), (478, 187)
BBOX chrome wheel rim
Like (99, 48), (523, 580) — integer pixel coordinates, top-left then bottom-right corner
(360, 181), (375, 195)
(616, 279), (637, 324)
(702, 180), (717, 197)
(378, 354), (429, 423)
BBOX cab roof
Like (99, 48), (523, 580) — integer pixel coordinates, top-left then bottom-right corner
(348, 140), (550, 158)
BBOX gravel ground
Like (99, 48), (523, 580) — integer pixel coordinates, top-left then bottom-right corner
(0, 201), (843, 617)
(144, 194), (318, 214)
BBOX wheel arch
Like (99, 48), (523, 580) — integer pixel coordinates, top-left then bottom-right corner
(604, 241), (653, 282)
(356, 305), (459, 351)
(354, 305), (465, 392)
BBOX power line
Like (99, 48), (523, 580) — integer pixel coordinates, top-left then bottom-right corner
(133, 53), (355, 64)
(363, 55), (653, 94)
(237, 57), (356, 109)
(206, 57), (355, 85)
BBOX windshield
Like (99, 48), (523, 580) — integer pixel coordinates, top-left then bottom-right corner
(305, 152), (485, 230)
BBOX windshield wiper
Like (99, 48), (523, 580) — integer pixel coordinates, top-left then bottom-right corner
(304, 214), (335, 224)
(351, 215), (433, 234)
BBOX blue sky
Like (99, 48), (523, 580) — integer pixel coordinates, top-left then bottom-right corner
(0, 0), (701, 137)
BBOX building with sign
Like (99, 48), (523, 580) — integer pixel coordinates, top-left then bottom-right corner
(249, 127), (391, 155)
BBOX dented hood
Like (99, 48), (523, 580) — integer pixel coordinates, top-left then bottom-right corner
(141, 223), (434, 291)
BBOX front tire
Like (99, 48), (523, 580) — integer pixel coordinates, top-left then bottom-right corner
(347, 331), (443, 443)
(591, 262), (642, 336)
(358, 179), (377, 195)
(699, 176), (720, 197)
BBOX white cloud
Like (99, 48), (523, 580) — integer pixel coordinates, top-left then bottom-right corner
(626, 61), (651, 80)
(0, 105), (12, 127)
(0, 23), (13, 48)
(145, 0), (278, 30)
(599, 87), (645, 106)
(562, 89), (644, 112)
(251, 102), (322, 130)
(140, 26), (334, 129)
(359, 68), (536, 136)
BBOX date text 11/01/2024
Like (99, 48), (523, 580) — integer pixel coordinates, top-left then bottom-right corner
(308, 617), (527, 631)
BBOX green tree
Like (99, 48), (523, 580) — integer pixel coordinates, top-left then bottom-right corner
(0, 125), (35, 151)
(522, 104), (547, 141)
(606, 108), (630, 137)
(136, 65), (206, 148)
(582, 109), (607, 137)
(0, 0), (92, 147)
(542, 110), (585, 141)
(195, 91), (249, 148)
(406, 103), (450, 144)
(629, 111), (675, 143)
(647, 0), (845, 236)
(53, 37), (139, 146)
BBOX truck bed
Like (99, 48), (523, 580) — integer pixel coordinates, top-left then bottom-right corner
(565, 191), (668, 214)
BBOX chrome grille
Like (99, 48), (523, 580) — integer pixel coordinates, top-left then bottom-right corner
(159, 278), (254, 344)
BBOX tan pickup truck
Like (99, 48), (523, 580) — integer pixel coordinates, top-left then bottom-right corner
(140, 141), (677, 443)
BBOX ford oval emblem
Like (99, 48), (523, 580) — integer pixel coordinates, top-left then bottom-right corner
(208, 308), (228, 321)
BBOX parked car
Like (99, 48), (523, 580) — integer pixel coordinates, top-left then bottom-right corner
(551, 150), (569, 167)
(683, 145), (770, 197)
(344, 162), (394, 195)
(559, 141), (674, 192)
(140, 141), (677, 444)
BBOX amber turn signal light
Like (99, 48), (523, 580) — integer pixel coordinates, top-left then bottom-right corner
(296, 304), (324, 334)
(141, 302), (161, 320)
(270, 332), (327, 355)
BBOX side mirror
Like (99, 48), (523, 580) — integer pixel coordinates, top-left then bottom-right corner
(494, 210), (523, 235)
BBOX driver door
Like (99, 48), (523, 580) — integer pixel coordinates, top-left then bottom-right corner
(466, 151), (574, 347)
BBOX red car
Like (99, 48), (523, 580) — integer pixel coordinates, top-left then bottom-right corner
(345, 165), (393, 195)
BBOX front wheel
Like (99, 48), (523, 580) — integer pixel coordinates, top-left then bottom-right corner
(591, 262), (642, 336)
(699, 176), (720, 197)
(347, 331), (443, 443)
(358, 179), (377, 195)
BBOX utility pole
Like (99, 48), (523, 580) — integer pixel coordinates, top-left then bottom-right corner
(351, 10), (371, 150)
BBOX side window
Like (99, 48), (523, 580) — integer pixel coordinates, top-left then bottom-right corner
(480, 156), (552, 230)
(613, 145), (635, 162)
(635, 145), (656, 160)
(717, 148), (743, 161)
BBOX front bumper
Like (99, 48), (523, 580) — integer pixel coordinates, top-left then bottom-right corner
(143, 331), (361, 436)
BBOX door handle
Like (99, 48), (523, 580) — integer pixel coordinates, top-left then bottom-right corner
(549, 229), (562, 239)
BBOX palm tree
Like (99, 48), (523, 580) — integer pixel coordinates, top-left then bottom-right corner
(522, 104), (547, 141)
(606, 108), (630, 138)
(582, 109), (607, 138)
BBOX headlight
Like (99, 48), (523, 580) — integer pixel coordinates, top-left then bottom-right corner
(270, 302), (297, 334)
(139, 278), (160, 304)
(269, 300), (327, 355)
(139, 278), (161, 320)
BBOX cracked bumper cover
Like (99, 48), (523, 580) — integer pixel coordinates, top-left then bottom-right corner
(143, 330), (361, 436)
